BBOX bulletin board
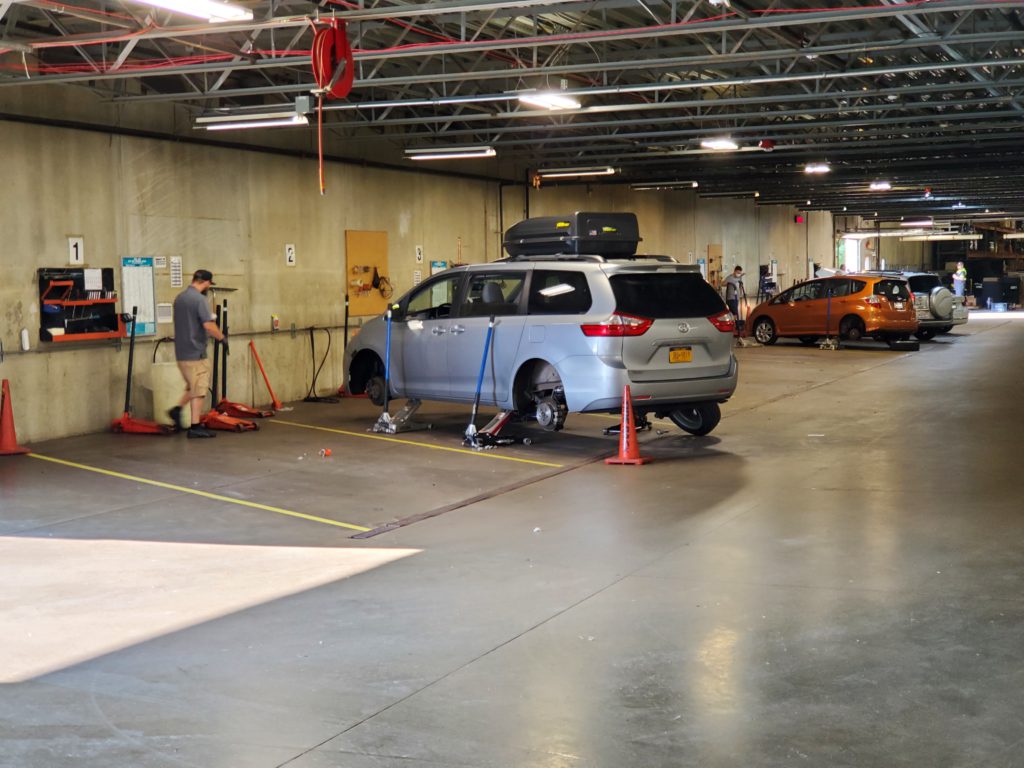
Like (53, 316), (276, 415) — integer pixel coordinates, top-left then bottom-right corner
(121, 256), (157, 336)
(706, 244), (723, 290)
(345, 230), (391, 316)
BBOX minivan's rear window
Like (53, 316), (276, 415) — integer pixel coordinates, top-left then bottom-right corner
(907, 274), (940, 293)
(610, 272), (726, 318)
(873, 279), (911, 300)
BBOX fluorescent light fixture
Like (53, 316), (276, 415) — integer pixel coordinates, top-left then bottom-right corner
(537, 166), (616, 179)
(869, 181), (892, 191)
(700, 137), (738, 151)
(629, 180), (698, 191)
(901, 234), (983, 242)
(130, 0), (252, 22)
(196, 112), (308, 131)
(804, 162), (831, 174)
(1004, 233), (1024, 240)
(517, 91), (581, 110)
(404, 146), (496, 161)
(900, 218), (934, 227)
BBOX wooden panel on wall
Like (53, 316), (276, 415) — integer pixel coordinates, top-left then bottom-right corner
(345, 230), (391, 317)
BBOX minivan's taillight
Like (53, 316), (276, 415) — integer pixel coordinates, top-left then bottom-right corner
(708, 311), (736, 333)
(580, 312), (653, 337)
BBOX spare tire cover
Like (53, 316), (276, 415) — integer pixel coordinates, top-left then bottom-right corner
(930, 286), (954, 320)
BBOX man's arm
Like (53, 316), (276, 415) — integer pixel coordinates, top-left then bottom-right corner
(203, 320), (226, 342)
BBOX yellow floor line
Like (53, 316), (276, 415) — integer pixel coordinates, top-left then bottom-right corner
(27, 453), (370, 532)
(272, 419), (564, 469)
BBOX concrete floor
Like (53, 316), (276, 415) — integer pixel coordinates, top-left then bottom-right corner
(1, 314), (1023, 767)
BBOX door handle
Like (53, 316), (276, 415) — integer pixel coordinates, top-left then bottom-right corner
(431, 327), (447, 336)
(450, 325), (466, 335)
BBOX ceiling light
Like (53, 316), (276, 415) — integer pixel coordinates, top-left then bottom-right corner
(517, 91), (581, 110)
(869, 181), (892, 191)
(708, 0), (730, 6)
(629, 180), (698, 191)
(754, 191), (760, 198)
(900, 219), (934, 227)
(804, 163), (831, 174)
(901, 234), (983, 242)
(404, 146), (497, 161)
(700, 138), (739, 151)
(537, 166), (616, 179)
(196, 111), (308, 130)
(129, 0), (252, 22)
(1004, 233), (1024, 240)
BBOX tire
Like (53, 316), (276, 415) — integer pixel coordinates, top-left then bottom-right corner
(798, 336), (819, 345)
(929, 286), (954, 320)
(365, 374), (387, 407)
(939, 325), (954, 334)
(840, 316), (865, 342)
(914, 328), (937, 341)
(752, 317), (778, 345)
(668, 401), (721, 436)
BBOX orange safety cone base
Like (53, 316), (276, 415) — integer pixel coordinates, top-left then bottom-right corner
(0, 379), (30, 455)
(605, 384), (651, 466)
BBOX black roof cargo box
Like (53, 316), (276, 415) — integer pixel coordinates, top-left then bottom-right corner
(503, 212), (640, 258)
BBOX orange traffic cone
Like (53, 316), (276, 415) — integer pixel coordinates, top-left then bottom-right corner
(605, 385), (651, 465)
(0, 379), (30, 455)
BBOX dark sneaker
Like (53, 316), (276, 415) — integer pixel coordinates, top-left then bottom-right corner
(187, 426), (217, 439)
(167, 406), (183, 431)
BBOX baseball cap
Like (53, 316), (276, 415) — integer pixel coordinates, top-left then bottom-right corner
(192, 269), (216, 285)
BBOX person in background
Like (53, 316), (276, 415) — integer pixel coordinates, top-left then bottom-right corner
(169, 269), (226, 438)
(724, 266), (746, 331)
(952, 261), (968, 297)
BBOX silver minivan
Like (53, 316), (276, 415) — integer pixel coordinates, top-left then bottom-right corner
(345, 251), (739, 436)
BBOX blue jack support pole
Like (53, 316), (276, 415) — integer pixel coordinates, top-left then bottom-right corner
(465, 315), (495, 445)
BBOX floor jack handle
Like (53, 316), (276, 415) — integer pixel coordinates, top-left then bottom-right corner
(465, 316), (495, 439)
(221, 300), (229, 400)
(249, 340), (282, 410)
(382, 308), (392, 415)
(123, 305), (138, 414)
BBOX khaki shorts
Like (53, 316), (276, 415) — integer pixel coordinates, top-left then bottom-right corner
(178, 358), (212, 399)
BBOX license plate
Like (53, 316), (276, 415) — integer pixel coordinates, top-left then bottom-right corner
(894, 302), (904, 310)
(669, 346), (692, 364)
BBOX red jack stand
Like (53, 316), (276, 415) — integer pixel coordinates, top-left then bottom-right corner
(213, 301), (273, 419)
(112, 306), (174, 435)
(203, 303), (258, 432)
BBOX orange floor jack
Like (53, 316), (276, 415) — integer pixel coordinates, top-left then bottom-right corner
(112, 306), (174, 435)
(201, 304), (258, 432)
(213, 301), (273, 419)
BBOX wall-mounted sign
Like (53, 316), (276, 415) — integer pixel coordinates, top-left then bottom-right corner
(68, 236), (84, 266)
(285, 243), (296, 267)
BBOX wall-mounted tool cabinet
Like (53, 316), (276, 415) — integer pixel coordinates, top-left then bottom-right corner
(38, 267), (125, 343)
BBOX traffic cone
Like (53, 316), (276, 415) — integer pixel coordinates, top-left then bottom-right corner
(605, 385), (651, 465)
(0, 379), (30, 455)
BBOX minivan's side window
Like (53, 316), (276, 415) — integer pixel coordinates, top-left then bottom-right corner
(459, 272), (526, 317)
(528, 270), (593, 315)
(405, 274), (462, 320)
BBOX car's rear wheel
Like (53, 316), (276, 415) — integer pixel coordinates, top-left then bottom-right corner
(752, 317), (777, 345)
(365, 374), (387, 407)
(798, 336), (818, 345)
(914, 328), (937, 341)
(668, 402), (721, 436)
(840, 316), (865, 342)
(939, 325), (954, 334)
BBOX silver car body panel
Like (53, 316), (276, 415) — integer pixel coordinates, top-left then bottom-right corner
(345, 260), (738, 414)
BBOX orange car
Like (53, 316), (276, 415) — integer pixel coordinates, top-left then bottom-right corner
(747, 275), (918, 348)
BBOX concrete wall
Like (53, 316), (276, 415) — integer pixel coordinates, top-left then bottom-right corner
(521, 186), (834, 290)
(0, 119), (499, 442)
(2, 119), (833, 443)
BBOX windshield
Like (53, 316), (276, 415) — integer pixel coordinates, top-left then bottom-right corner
(610, 272), (726, 318)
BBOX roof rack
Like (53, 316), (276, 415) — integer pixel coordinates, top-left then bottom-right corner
(497, 253), (679, 263)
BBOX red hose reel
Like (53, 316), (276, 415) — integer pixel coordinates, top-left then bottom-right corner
(311, 19), (354, 101)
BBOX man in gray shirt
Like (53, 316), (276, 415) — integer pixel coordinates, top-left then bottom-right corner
(169, 269), (226, 438)
(724, 265), (746, 331)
